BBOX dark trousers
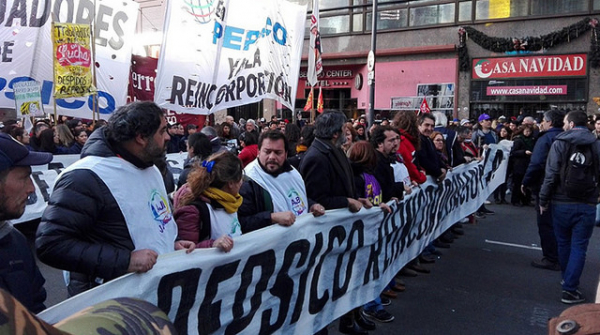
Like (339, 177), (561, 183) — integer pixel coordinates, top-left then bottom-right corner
(536, 196), (558, 263)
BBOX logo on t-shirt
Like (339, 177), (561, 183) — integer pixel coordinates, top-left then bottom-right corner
(288, 188), (306, 216)
(148, 190), (172, 232)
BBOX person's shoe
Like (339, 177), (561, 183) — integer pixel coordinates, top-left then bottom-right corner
(429, 249), (443, 256)
(339, 312), (369, 335)
(381, 289), (397, 299)
(398, 267), (418, 277)
(361, 309), (395, 323)
(561, 290), (585, 304)
(479, 208), (495, 215)
(474, 212), (486, 219)
(459, 217), (469, 223)
(495, 199), (502, 204)
(380, 296), (391, 306)
(500, 199), (509, 204)
(512, 202), (523, 207)
(451, 227), (465, 236)
(419, 255), (436, 264)
(390, 282), (406, 292)
(531, 258), (561, 271)
(432, 240), (450, 249)
(439, 235), (454, 244)
(453, 223), (463, 228)
(484, 200), (491, 205)
(407, 263), (430, 274)
(354, 309), (376, 331)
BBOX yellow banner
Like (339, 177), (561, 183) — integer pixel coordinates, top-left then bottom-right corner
(52, 23), (96, 99)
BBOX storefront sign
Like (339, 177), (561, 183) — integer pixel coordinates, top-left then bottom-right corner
(472, 54), (587, 79)
(486, 85), (567, 96)
(299, 69), (354, 79)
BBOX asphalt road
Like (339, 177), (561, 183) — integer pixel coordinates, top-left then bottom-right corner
(18, 201), (600, 334)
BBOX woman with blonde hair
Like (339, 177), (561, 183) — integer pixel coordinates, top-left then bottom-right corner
(172, 151), (244, 252)
(55, 123), (74, 148)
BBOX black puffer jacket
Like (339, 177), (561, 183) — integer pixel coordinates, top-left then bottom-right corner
(0, 227), (46, 313)
(36, 128), (134, 285)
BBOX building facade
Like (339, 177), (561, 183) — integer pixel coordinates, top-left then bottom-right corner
(289, 0), (600, 121)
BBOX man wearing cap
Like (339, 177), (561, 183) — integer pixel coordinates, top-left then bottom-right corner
(0, 133), (51, 312)
(460, 119), (472, 128)
(36, 101), (195, 297)
(474, 113), (498, 149)
(495, 115), (507, 131)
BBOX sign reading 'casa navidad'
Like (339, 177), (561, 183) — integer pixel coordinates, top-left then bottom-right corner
(472, 54), (587, 79)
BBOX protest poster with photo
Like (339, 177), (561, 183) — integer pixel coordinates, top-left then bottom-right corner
(52, 23), (96, 99)
(0, 0), (139, 119)
(154, 0), (306, 114)
(13, 80), (44, 117)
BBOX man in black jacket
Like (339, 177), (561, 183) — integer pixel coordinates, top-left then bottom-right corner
(415, 113), (446, 182)
(238, 131), (324, 233)
(299, 111), (374, 335)
(370, 125), (404, 201)
(36, 101), (195, 297)
(0, 132), (51, 313)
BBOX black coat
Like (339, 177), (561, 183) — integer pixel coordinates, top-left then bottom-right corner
(416, 134), (444, 178)
(0, 227), (46, 313)
(374, 151), (404, 202)
(299, 138), (355, 209)
(36, 129), (136, 287)
(510, 135), (535, 176)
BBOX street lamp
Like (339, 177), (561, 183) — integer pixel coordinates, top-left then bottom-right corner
(368, 0), (378, 129)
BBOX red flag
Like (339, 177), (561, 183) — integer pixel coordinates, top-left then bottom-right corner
(419, 97), (431, 114)
(303, 89), (313, 111)
(317, 87), (324, 113)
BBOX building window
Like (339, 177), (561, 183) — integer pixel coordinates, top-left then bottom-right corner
(321, 15), (351, 34)
(475, 0), (528, 20)
(459, 1), (473, 22)
(409, 3), (455, 27)
(530, 0), (588, 16)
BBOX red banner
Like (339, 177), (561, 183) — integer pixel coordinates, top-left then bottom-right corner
(128, 55), (205, 128)
(472, 54), (587, 79)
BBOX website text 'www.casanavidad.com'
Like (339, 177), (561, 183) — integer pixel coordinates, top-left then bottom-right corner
(486, 85), (567, 96)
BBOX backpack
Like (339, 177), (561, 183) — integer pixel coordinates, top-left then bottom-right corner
(560, 141), (599, 200)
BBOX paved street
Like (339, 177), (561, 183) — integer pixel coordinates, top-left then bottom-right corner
(19, 201), (600, 334)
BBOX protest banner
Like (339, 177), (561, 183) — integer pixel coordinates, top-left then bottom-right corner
(0, 0), (138, 118)
(154, 0), (306, 114)
(37, 146), (508, 334)
(52, 23), (96, 99)
(13, 80), (45, 117)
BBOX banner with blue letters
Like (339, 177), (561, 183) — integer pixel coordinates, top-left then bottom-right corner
(0, 0), (138, 118)
(154, 0), (306, 114)
(37, 146), (508, 334)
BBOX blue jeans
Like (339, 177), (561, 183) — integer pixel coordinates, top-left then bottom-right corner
(552, 203), (595, 292)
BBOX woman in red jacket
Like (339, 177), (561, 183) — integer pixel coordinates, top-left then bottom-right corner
(237, 131), (258, 167)
(393, 111), (427, 184)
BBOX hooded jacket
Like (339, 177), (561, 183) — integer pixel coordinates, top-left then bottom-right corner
(539, 127), (600, 207)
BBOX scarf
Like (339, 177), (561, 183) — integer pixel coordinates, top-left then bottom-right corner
(296, 144), (308, 154)
(203, 187), (243, 214)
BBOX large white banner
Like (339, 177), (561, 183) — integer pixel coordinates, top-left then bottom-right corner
(154, 0), (306, 114)
(37, 146), (508, 334)
(0, 0), (138, 119)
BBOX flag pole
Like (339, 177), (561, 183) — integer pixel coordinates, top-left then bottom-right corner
(367, 0), (378, 129)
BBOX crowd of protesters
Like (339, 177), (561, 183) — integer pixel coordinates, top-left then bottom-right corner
(3, 103), (600, 334)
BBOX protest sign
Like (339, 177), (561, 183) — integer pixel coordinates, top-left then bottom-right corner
(52, 23), (96, 99)
(154, 0), (306, 114)
(0, 0), (138, 118)
(37, 146), (508, 334)
(13, 80), (44, 117)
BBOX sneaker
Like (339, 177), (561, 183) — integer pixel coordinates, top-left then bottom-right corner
(479, 208), (495, 215)
(362, 309), (395, 323)
(380, 296), (391, 306)
(484, 200), (491, 205)
(459, 217), (469, 223)
(474, 212), (486, 219)
(561, 290), (585, 304)
(531, 258), (560, 271)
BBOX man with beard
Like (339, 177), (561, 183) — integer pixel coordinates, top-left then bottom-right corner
(36, 101), (195, 297)
(239, 130), (325, 233)
(299, 110), (374, 335)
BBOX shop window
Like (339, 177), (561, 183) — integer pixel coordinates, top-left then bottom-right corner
(595, 0), (600, 10)
(409, 3), (454, 27)
(366, 8), (408, 31)
(475, 0), (528, 20)
(459, 1), (472, 22)
(530, 0), (588, 15)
